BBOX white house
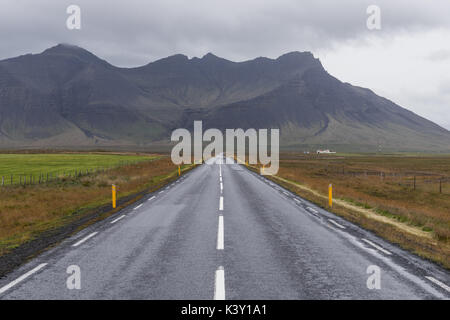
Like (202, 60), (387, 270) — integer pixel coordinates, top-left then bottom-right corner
(316, 149), (336, 154)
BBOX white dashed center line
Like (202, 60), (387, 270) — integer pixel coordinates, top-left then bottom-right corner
(111, 215), (126, 224)
(214, 266), (226, 300)
(217, 215), (224, 250)
(72, 232), (98, 247)
(220, 182), (223, 193)
(362, 238), (392, 255)
(219, 196), (224, 211)
(0, 263), (47, 295)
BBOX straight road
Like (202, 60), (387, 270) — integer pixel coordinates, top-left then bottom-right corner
(0, 156), (449, 299)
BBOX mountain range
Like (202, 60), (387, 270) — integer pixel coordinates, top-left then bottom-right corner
(0, 44), (449, 152)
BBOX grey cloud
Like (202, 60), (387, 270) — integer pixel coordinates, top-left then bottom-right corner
(427, 49), (450, 61)
(1, 0), (450, 66)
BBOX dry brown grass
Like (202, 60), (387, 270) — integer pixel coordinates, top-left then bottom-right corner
(249, 153), (450, 268)
(0, 156), (187, 255)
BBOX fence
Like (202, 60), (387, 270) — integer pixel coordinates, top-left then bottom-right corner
(0, 159), (152, 187)
(324, 165), (449, 194)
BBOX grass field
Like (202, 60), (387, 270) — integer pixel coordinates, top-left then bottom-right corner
(250, 153), (450, 268)
(0, 153), (189, 256)
(0, 153), (154, 185)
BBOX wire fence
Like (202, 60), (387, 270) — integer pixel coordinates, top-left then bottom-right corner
(324, 165), (449, 194)
(0, 159), (152, 187)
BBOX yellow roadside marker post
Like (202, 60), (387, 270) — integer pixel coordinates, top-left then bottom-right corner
(178, 166), (181, 176)
(328, 183), (333, 207)
(112, 184), (117, 209)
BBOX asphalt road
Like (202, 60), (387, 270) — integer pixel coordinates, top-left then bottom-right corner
(0, 156), (449, 299)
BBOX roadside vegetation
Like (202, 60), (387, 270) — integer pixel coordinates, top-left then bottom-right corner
(251, 153), (450, 269)
(0, 152), (189, 256)
(0, 152), (153, 185)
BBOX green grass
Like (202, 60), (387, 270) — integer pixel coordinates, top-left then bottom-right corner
(0, 153), (155, 185)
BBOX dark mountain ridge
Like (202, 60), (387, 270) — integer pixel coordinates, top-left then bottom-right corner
(0, 44), (448, 152)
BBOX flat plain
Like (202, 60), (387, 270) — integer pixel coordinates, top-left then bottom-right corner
(264, 153), (450, 268)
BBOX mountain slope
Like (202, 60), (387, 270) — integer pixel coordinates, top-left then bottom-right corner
(0, 44), (449, 151)
(199, 66), (450, 151)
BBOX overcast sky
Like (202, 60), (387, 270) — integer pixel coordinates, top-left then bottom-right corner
(1, 0), (449, 129)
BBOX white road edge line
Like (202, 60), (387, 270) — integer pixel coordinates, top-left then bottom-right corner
(111, 215), (126, 224)
(217, 215), (224, 250)
(134, 204), (143, 210)
(214, 266), (226, 300)
(361, 238), (392, 255)
(294, 198), (302, 203)
(219, 196), (224, 211)
(328, 219), (346, 229)
(425, 276), (450, 293)
(72, 232), (98, 247)
(148, 196), (156, 201)
(0, 263), (48, 295)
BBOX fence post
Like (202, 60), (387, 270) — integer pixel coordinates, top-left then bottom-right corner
(112, 184), (117, 209)
(328, 184), (333, 207)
